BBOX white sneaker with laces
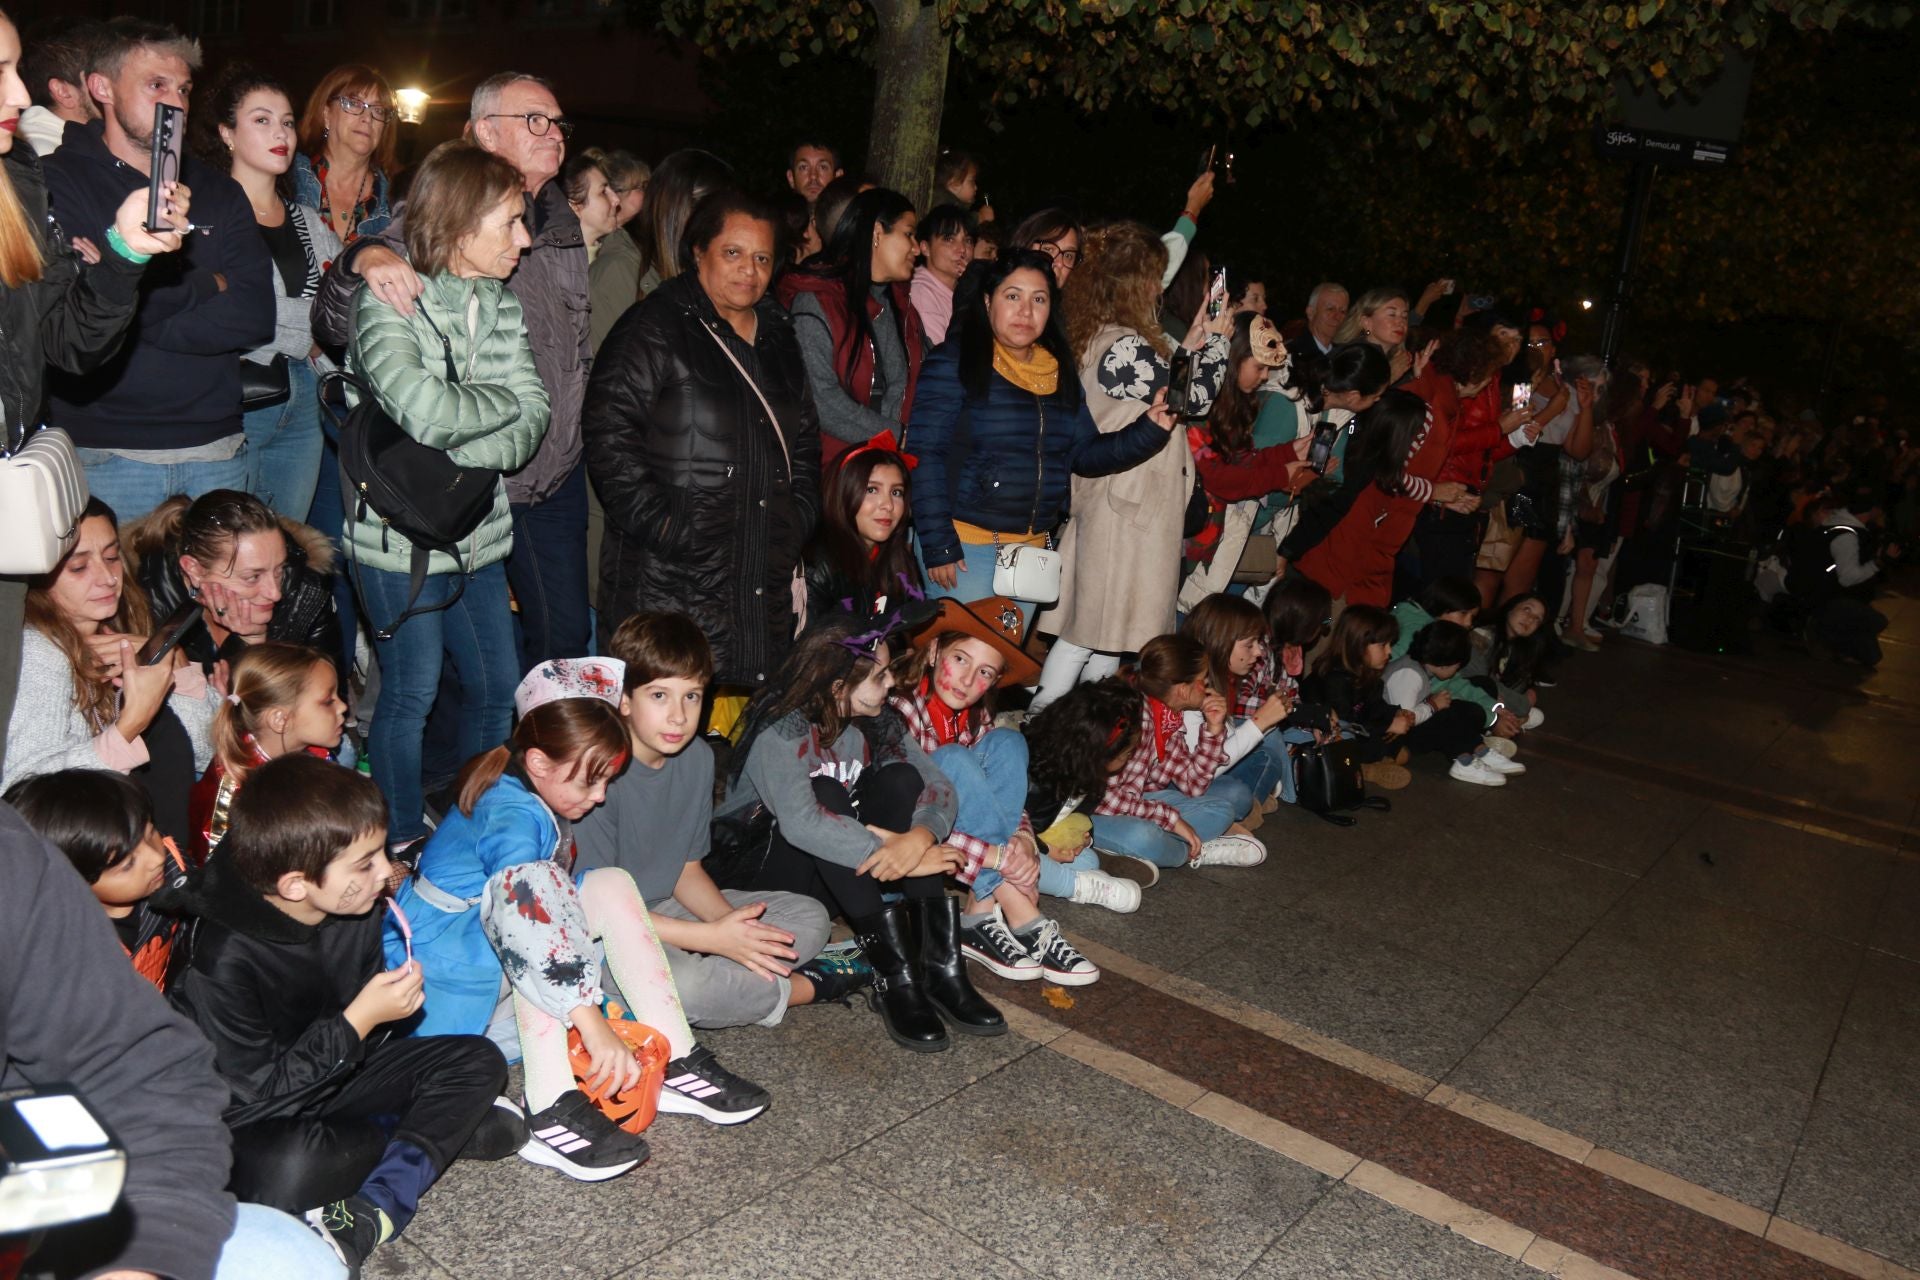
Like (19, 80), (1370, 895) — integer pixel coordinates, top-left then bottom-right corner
(1449, 759), (1508, 787)
(1524, 706), (1545, 730)
(1191, 833), (1267, 867)
(1478, 751), (1526, 776)
(1069, 868), (1141, 914)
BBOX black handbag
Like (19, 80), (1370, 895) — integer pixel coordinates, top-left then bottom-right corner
(318, 307), (498, 640)
(1292, 736), (1390, 827)
(240, 353), (290, 411)
(703, 803), (777, 890)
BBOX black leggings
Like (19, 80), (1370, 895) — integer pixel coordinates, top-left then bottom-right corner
(1397, 702), (1487, 761)
(229, 1033), (505, 1223)
(747, 761), (944, 918)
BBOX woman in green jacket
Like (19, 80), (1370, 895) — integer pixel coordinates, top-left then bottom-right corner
(347, 141), (551, 849)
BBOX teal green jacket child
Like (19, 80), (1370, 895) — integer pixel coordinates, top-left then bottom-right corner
(1390, 601), (1499, 727)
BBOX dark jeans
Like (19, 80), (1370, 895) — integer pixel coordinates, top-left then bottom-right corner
(229, 1033), (505, 1232)
(746, 762), (945, 918)
(1400, 702), (1487, 760)
(507, 463), (592, 670)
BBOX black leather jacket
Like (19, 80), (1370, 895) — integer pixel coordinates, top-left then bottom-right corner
(583, 272), (821, 685)
(136, 520), (341, 676)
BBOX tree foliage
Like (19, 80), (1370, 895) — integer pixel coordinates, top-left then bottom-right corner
(656, 0), (1911, 152)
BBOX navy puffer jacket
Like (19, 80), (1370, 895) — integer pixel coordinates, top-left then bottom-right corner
(906, 345), (1169, 568)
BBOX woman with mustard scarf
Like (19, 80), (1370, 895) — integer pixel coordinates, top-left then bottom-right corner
(907, 248), (1177, 627)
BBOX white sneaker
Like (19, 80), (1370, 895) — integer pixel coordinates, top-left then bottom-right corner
(1483, 736), (1518, 759)
(1524, 706), (1545, 730)
(1191, 833), (1267, 867)
(1478, 751), (1526, 776)
(1449, 759), (1508, 787)
(1069, 869), (1141, 914)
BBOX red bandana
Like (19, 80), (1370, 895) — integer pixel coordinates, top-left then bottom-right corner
(920, 677), (968, 746)
(1145, 695), (1182, 760)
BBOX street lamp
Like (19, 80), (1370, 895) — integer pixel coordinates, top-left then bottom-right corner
(394, 87), (430, 124)
(1580, 299), (1594, 311)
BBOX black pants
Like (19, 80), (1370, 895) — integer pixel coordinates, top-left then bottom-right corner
(1410, 507), (1483, 590)
(230, 1033), (505, 1226)
(1810, 596), (1888, 667)
(1399, 702), (1486, 761)
(747, 761), (944, 918)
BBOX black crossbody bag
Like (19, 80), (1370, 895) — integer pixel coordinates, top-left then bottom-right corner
(319, 304), (499, 639)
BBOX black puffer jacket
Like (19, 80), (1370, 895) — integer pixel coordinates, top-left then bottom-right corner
(135, 519), (342, 678)
(584, 272), (821, 685)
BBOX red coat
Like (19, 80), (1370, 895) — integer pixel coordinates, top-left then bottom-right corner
(775, 272), (925, 465)
(1297, 367), (1459, 607)
(1437, 381), (1518, 490)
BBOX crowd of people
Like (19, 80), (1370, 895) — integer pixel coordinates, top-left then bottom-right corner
(0, 12), (1912, 1280)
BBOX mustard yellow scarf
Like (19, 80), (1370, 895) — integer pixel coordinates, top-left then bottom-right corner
(993, 341), (1059, 397)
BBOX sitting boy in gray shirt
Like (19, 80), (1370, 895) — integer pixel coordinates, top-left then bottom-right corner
(573, 613), (868, 1026)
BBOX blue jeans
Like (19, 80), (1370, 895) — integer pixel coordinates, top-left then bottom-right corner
(1091, 787), (1238, 868)
(1037, 845), (1098, 897)
(934, 731), (1027, 899)
(921, 540), (1037, 623)
(243, 359), (323, 521)
(215, 1203), (348, 1279)
(355, 561), (519, 843)
(507, 463), (592, 669)
(75, 442), (249, 522)
(1223, 729), (1299, 810)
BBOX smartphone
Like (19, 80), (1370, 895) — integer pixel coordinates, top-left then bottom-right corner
(1306, 422), (1339, 474)
(1167, 349), (1196, 417)
(1510, 381), (1533, 414)
(136, 601), (202, 666)
(143, 102), (186, 235)
(0, 1087), (127, 1234)
(1197, 144), (1216, 178)
(1206, 266), (1229, 320)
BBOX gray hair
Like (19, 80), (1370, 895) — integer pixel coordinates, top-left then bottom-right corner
(586, 147), (650, 191)
(87, 17), (202, 82)
(469, 71), (557, 123)
(1306, 281), (1348, 311)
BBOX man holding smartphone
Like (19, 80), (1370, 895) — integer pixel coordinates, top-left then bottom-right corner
(41, 18), (274, 521)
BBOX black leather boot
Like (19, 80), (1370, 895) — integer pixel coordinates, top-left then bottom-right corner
(913, 895), (1007, 1037)
(851, 905), (949, 1053)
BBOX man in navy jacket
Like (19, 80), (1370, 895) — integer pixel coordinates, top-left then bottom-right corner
(42, 18), (272, 520)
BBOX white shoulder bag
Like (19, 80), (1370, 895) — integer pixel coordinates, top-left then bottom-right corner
(992, 536), (1062, 605)
(0, 425), (88, 575)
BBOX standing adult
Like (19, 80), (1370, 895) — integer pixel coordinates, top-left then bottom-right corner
(776, 186), (924, 460)
(1333, 286), (1418, 384)
(17, 18), (98, 156)
(200, 65), (342, 522)
(584, 189), (821, 687)
(341, 141), (550, 853)
(909, 248), (1178, 615)
(42, 17), (274, 519)
(909, 202), (973, 345)
(313, 71), (593, 669)
(1286, 281), (1348, 366)
(785, 136), (842, 217)
(292, 64), (396, 245)
(634, 147), (732, 298)
(583, 146), (647, 353)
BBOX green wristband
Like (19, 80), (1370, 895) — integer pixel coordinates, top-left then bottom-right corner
(105, 226), (152, 265)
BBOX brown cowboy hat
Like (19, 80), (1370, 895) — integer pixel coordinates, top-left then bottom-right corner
(910, 595), (1041, 688)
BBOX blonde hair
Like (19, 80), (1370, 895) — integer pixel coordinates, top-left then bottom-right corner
(1065, 221), (1171, 362)
(0, 158), (45, 288)
(212, 643), (335, 781)
(1332, 287), (1410, 353)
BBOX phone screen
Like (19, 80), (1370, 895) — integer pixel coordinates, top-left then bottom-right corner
(144, 103), (185, 234)
(1167, 350), (1195, 417)
(1510, 381), (1533, 414)
(136, 601), (202, 666)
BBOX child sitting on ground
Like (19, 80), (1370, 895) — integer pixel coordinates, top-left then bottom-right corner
(1391, 577), (1524, 749)
(7, 768), (189, 991)
(1181, 593), (1301, 823)
(890, 597), (1107, 987)
(1469, 593), (1551, 728)
(574, 612), (864, 1030)
(1092, 635), (1268, 873)
(189, 642), (348, 863)
(1304, 605), (1413, 789)
(1022, 678), (1153, 887)
(1382, 621), (1525, 788)
(393, 659), (769, 1187)
(161, 755), (517, 1274)
(712, 612), (986, 1054)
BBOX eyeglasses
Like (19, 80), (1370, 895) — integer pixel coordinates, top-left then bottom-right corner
(334, 94), (394, 123)
(1035, 241), (1080, 268)
(486, 112), (573, 139)
(1525, 339), (1551, 347)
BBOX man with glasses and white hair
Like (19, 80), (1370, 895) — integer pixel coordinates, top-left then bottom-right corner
(313, 71), (594, 679)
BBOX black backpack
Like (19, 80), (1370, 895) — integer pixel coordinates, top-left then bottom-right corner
(319, 306), (499, 640)
(1292, 736), (1390, 827)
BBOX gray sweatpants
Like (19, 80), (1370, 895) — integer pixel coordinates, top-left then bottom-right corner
(652, 890), (831, 1029)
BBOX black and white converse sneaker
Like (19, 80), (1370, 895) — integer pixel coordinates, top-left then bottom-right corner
(1030, 921), (1100, 986)
(518, 1090), (648, 1181)
(658, 1044), (770, 1125)
(958, 905), (1041, 980)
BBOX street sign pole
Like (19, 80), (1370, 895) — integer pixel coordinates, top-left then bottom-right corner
(1600, 156), (1658, 369)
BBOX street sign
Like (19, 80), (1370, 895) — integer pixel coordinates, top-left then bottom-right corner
(1594, 122), (1736, 169)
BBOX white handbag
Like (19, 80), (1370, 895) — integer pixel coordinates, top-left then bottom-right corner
(992, 541), (1062, 605)
(0, 426), (88, 575)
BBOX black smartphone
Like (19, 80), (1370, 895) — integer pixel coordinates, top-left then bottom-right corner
(137, 601), (202, 666)
(1306, 422), (1339, 473)
(1197, 144), (1216, 178)
(1167, 349), (1196, 418)
(143, 102), (186, 235)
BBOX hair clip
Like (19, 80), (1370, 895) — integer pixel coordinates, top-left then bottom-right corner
(837, 612), (902, 659)
(226, 692), (242, 706)
(846, 429), (918, 470)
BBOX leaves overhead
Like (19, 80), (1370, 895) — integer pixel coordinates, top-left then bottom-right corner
(654, 0), (1912, 152)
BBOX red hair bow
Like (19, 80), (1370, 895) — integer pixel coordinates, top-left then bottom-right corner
(852, 429), (918, 470)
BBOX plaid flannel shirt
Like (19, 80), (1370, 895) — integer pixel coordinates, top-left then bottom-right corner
(890, 690), (1033, 886)
(1094, 703), (1228, 831)
(1234, 646), (1278, 719)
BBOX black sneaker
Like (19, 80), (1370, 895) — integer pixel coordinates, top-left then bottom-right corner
(303, 1194), (388, 1279)
(794, 946), (874, 1005)
(958, 905), (1042, 980)
(658, 1044), (770, 1125)
(1028, 921), (1100, 986)
(518, 1090), (648, 1182)
(459, 1095), (529, 1161)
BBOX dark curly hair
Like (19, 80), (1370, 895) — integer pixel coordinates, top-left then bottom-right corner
(1023, 677), (1142, 818)
(729, 611), (901, 785)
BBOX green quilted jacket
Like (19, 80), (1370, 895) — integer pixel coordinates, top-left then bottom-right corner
(344, 274), (551, 576)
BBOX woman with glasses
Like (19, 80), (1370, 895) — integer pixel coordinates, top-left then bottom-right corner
(293, 64), (396, 244)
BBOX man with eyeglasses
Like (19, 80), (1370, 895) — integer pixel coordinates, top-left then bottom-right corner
(313, 70), (594, 674)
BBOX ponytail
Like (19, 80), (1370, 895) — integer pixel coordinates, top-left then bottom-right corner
(1132, 634), (1207, 702)
(214, 643), (334, 780)
(455, 699), (630, 816)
